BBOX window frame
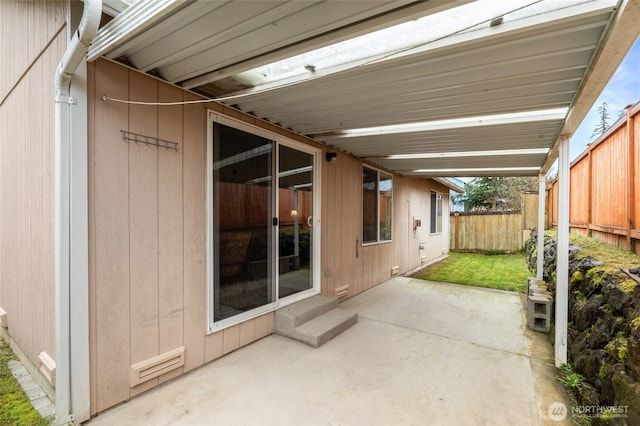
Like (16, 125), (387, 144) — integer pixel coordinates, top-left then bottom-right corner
(362, 165), (393, 245)
(430, 191), (443, 235)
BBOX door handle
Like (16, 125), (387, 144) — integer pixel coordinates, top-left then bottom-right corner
(307, 216), (312, 227)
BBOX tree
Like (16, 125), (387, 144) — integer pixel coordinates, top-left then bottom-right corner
(453, 176), (537, 212)
(591, 102), (610, 138)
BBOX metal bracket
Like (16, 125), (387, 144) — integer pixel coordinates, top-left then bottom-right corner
(54, 96), (77, 105)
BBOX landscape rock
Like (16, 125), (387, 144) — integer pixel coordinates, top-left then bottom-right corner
(612, 370), (640, 425)
(525, 232), (640, 425)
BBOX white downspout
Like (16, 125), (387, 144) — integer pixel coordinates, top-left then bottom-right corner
(54, 0), (101, 424)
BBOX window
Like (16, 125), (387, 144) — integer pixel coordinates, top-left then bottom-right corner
(362, 166), (392, 243)
(430, 191), (443, 234)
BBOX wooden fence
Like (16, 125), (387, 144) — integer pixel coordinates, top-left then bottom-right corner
(218, 182), (312, 229)
(547, 101), (640, 254)
(450, 192), (539, 252)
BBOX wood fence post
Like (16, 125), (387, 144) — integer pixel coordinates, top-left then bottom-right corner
(587, 148), (592, 237)
(627, 105), (636, 248)
(454, 212), (459, 251)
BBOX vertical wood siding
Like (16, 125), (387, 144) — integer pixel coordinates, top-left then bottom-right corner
(87, 59), (451, 413)
(0, 0), (66, 384)
(157, 84), (185, 384)
(0, 1), (66, 104)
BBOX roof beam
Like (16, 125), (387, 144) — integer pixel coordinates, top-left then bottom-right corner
(88, 0), (191, 62)
(368, 148), (549, 160)
(320, 108), (567, 140)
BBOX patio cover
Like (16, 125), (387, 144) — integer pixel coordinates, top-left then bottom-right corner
(89, 0), (640, 178)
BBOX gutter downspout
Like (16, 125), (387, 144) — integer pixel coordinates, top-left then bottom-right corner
(54, 0), (101, 424)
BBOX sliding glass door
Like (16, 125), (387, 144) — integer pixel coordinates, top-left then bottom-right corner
(211, 123), (274, 323)
(278, 144), (314, 299)
(208, 115), (319, 331)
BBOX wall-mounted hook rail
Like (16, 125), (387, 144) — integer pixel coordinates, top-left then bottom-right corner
(121, 130), (179, 151)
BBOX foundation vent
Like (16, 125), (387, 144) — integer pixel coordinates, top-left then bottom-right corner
(130, 347), (185, 387)
(335, 285), (349, 302)
(38, 352), (56, 387)
(391, 265), (400, 276)
(0, 307), (7, 328)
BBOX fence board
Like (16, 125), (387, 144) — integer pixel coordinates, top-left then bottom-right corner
(451, 212), (524, 253)
(522, 192), (539, 230)
(546, 102), (640, 254)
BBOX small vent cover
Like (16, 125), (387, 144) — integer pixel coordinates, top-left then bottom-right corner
(130, 347), (185, 387)
(335, 285), (349, 302)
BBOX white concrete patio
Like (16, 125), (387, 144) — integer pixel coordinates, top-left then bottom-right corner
(86, 277), (569, 425)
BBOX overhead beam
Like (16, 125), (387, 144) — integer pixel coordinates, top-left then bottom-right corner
(324, 109), (567, 140)
(88, 0), (189, 62)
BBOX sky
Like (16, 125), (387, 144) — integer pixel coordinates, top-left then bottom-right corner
(569, 37), (640, 161)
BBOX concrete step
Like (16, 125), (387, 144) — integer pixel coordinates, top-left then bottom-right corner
(275, 295), (357, 347)
(275, 295), (337, 336)
(292, 308), (358, 348)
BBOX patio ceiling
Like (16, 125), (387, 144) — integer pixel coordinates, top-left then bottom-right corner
(89, 0), (640, 178)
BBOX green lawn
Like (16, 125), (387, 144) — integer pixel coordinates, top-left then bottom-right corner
(411, 252), (529, 293)
(0, 338), (50, 425)
(546, 229), (640, 270)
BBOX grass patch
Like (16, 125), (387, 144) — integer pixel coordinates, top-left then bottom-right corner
(546, 229), (640, 270)
(411, 252), (529, 292)
(0, 337), (50, 425)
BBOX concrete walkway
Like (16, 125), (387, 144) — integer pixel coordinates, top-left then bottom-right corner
(87, 277), (569, 425)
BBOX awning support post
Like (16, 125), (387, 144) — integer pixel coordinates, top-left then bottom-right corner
(536, 173), (546, 281)
(555, 134), (570, 367)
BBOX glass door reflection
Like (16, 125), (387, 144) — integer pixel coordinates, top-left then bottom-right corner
(212, 123), (273, 322)
(278, 145), (314, 299)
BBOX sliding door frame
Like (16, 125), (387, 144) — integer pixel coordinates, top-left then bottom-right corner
(206, 111), (321, 333)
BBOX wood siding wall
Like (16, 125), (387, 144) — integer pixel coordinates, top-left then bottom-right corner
(88, 59), (451, 413)
(547, 103), (640, 253)
(0, 0), (66, 379)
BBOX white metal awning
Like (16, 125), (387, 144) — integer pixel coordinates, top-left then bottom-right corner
(89, 0), (640, 178)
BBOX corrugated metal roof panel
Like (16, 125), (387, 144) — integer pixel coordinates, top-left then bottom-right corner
(88, 0), (639, 177)
(228, 12), (608, 135)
